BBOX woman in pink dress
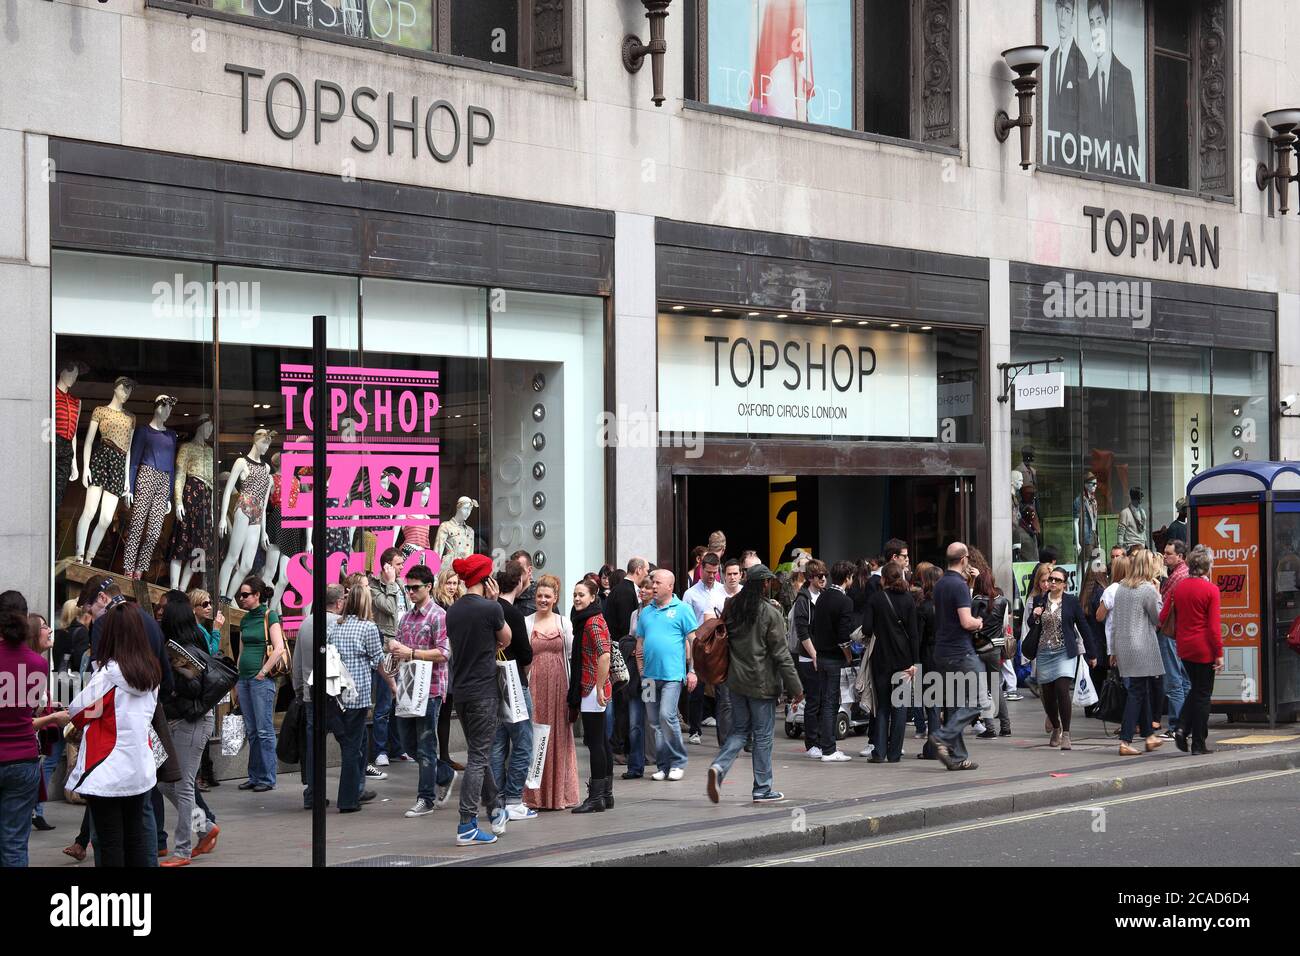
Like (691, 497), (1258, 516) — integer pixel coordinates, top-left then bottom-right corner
(523, 575), (579, 810)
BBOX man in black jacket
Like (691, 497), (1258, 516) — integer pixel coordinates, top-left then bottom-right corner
(792, 559), (825, 755)
(811, 561), (856, 762)
(605, 557), (648, 772)
(491, 560), (536, 820)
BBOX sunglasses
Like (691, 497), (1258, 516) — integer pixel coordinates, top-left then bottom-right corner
(236, 591), (256, 600)
(199, 600), (212, 608)
(1049, 577), (1067, 585)
(404, 583), (428, 592)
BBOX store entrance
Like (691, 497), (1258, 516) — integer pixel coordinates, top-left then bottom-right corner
(677, 474), (974, 572)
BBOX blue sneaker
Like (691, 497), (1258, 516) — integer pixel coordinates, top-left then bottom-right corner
(455, 819), (497, 846)
(490, 807), (509, 835)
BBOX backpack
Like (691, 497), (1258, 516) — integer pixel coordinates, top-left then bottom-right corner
(694, 616), (729, 685)
(786, 603), (800, 657)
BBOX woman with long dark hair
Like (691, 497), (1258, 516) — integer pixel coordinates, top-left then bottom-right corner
(706, 565), (802, 802)
(26, 613), (58, 833)
(913, 564), (943, 752)
(1024, 566), (1096, 750)
(234, 575), (285, 792)
(861, 563), (920, 763)
(968, 549), (1012, 739)
(569, 579), (613, 813)
(1, 592), (69, 866)
(157, 594), (220, 865)
(65, 603), (162, 867)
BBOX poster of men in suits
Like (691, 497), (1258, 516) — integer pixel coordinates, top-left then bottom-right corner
(1041, 0), (1146, 180)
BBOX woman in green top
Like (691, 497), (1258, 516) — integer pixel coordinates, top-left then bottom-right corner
(234, 575), (285, 791)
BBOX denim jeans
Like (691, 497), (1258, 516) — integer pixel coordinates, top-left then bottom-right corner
(644, 679), (688, 772)
(1157, 635), (1190, 729)
(398, 696), (455, 803)
(1120, 676), (1159, 743)
(710, 694), (776, 797)
(626, 686), (646, 775)
(816, 660), (843, 755)
(871, 670), (907, 761)
(370, 670), (403, 759)
(796, 660), (821, 750)
(489, 688), (534, 804)
(303, 701), (318, 808)
(329, 706), (369, 811)
(713, 682), (735, 746)
(456, 697), (502, 824)
(35, 736), (65, 817)
(238, 676), (279, 787)
(931, 651), (986, 761)
(0, 761), (39, 867)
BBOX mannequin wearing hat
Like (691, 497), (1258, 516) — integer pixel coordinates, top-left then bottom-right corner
(1073, 471), (1100, 563)
(54, 359), (89, 510)
(73, 376), (137, 564)
(167, 414), (215, 591)
(1117, 486), (1149, 550)
(434, 496), (477, 562)
(122, 395), (181, 579)
(216, 428), (275, 601)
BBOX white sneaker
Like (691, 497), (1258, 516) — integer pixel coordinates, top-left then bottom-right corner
(688, 733), (702, 745)
(489, 807), (509, 835)
(667, 767), (685, 781)
(821, 750), (852, 762)
(702, 717), (717, 727)
(805, 746), (824, 759)
(651, 770), (668, 781)
(365, 764), (388, 780)
(505, 803), (538, 821)
(972, 721), (987, 735)
(859, 744), (875, 758)
(374, 754), (390, 767)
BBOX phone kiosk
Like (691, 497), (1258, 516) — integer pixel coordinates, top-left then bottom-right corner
(1186, 462), (1300, 724)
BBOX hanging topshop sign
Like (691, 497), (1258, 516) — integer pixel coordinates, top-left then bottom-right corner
(277, 363), (443, 621)
(656, 314), (936, 439)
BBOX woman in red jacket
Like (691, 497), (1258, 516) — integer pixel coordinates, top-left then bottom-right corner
(1158, 544), (1223, 755)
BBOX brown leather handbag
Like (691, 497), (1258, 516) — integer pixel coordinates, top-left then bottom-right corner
(693, 616), (730, 685)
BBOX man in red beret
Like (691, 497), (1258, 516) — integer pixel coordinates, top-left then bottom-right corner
(446, 554), (513, 846)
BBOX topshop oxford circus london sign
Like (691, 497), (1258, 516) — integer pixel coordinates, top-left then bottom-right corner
(225, 63), (495, 164)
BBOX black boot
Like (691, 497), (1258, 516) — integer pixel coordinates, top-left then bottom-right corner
(603, 776), (614, 809)
(571, 779), (605, 814)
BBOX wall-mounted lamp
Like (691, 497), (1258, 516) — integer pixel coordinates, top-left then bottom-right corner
(1255, 108), (1300, 215)
(994, 45), (1048, 169)
(623, 1), (673, 107)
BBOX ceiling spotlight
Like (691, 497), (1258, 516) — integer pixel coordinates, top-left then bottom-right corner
(921, 325), (933, 331)
(747, 312), (760, 317)
(776, 314), (788, 319)
(890, 323), (901, 328)
(830, 318), (843, 324)
(671, 305), (685, 311)
(857, 320), (869, 326)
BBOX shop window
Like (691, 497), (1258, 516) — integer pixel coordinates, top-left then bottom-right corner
(189, 0), (571, 74)
(1212, 350), (1271, 467)
(1149, 345), (1210, 536)
(1081, 342), (1150, 564)
(686, 0), (959, 145)
(489, 291), (605, 591)
(1038, 0), (1231, 195)
(934, 327), (980, 444)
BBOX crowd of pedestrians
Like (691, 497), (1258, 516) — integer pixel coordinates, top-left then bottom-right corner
(0, 526), (1226, 864)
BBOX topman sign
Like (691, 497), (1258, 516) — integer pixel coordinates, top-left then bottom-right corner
(1083, 205), (1219, 270)
(225, 63), (496, 165)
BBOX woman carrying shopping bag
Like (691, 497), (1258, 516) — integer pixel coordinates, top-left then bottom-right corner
(523, 576), (579, 810)
(568, 579), (613, 814)
(1023, 567), (1097, 750)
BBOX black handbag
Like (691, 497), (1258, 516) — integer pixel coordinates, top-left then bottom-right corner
(178, 645), (238, 721)
(1096, 670), (1127, 725)
(277, 697), (304, 764)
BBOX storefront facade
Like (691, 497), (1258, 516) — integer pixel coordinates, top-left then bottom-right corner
(2, 0), (1298, 616)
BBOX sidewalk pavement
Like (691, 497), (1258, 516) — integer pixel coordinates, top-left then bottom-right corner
(27, 698), (1300, 868)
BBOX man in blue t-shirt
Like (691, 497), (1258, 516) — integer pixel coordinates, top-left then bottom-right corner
(928, 543), (986, 772)
(635, 569), (699, 780)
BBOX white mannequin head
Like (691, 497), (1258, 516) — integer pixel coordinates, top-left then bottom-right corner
(454, 496), (477, 523)
(1011, 469), (1024, 495)
(418, 483), (431, 509)
(152, 395), (177, 425)
(195, 416), (214, 442)
(57, 360), (87, 390)
(112, 376), (136, 405)
(252, 428), (275, 457)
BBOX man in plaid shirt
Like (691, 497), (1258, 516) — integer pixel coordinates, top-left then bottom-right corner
(386, 563), (457, 817)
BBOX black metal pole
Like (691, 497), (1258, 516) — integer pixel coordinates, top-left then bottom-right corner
(311, 314), (328, 867)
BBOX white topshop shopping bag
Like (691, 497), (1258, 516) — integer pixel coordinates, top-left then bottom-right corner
(525, 722), (551, 790)
(147, 728), (169, 769)
(1073, 658), (1099, 707)
(498, 656), (529, 724)
(394, 660), (433, 718)
(220, 713), (247, 757)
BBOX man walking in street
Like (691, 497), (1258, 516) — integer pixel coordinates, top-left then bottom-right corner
(605, 557), (647, 771)
(635, 569), (700, 781)
(683, 552), (728, 745)
(928, 543), (985, 772)
(294, 583), (344, 811)
(489, 560), (537, 820)
(1158, 540), (1192, 737)
(811, 561), (856, 762)
(386, 564), (457, 818)
(445, 554), (513, 845)
(368, 548), (410, 768)
(707, 565), (803, 804)
(792, 559), (825, 757)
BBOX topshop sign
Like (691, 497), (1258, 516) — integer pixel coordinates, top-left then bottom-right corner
(225, 63), (496, 164)
(657, 315), (937, 439)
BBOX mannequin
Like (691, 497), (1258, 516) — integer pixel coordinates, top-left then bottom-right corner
(216, 429), (275, 601)
(122, 395), (180, 579)
(54, 360), (88, 510)
(397, 481), (434, 560)
(167, 415), (215, 591)
(264, 447), (311, 613)
(1117, 485), (1149, 550)
(74, 376), (137, 564)
(1073, 471), (1099, 562)
(433, 495), (477, 562)
(325, 418), (359, 557)
(1019, 446), (1040, 513)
